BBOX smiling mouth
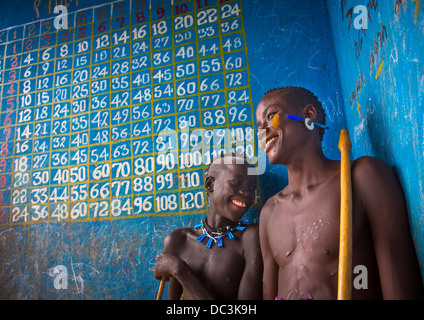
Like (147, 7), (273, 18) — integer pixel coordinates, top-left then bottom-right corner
(232, 199), (247, 208)
(266, 136), (278, 150)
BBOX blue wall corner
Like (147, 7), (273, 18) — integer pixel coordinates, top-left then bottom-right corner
(327, 0), (424, 280)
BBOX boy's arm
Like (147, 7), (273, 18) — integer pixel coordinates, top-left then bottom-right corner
(156, 252), (215, 299)
(237, 224), (263, 300)
(155, 230), (216, 300)
(167, 276), (183, 300)
(353, 157), (424, 299)
(259, 207), (279, 300)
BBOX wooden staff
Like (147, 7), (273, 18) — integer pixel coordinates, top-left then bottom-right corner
(337, 129), (353, 300)
(156, 278), (166, 300)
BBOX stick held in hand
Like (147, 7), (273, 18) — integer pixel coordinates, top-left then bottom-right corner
(337, 129), (353, 300)
(156, 278), (166, 300)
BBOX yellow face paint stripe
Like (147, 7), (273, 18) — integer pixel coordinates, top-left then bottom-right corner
(271, 113), (280, 130)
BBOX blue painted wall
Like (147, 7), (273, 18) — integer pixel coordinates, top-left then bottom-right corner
(327, 0), (424, 281)
(0, 0), (345, 299)
(5, 0), (422, 300)
(244, 0), (346, 201)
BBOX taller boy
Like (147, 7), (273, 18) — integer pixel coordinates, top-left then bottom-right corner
(256, 86), (423, 299)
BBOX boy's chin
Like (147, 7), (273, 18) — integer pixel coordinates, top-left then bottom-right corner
(267, 150), (284, 165)
(227, 204), (248, 220)
(267, 154), (279, 165)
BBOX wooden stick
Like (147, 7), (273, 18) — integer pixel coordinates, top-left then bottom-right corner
(337, 129), (353, 300)
(156, 278), (166, 300)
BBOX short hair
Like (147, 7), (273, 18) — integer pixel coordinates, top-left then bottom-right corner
(265, 86), (326, 141)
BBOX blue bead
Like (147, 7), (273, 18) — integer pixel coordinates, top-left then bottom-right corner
(194, 223), (203, 229)
(218, 236), (223, 247)
(235, 226), (245, 231)
(196, 233), (206, 243)
(228, 231), (235, 240)
(206, 237), (214, 249)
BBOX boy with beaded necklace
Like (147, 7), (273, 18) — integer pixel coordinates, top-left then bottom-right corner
(154, 153), (263, 300)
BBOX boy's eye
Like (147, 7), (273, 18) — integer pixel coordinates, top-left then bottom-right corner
(267, 112), (277, 120)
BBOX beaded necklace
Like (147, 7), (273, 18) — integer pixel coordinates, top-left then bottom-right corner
(194, 219), (248, 249)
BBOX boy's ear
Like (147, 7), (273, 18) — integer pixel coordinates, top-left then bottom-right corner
(205, 176), (214, 193)
(302, 104), (317, 121)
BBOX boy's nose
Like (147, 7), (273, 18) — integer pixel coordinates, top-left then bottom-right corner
(238, 187), (254, 198)
(257, 128), (267, 150)
(238, 189), (248, 195)
(257, 120), (271, 133)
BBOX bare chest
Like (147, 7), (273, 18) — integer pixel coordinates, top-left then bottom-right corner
(178, 235), (246, 297)
(267, 185), (341, 268)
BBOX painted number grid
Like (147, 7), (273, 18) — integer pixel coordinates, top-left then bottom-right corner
(0, 0), (259, 225)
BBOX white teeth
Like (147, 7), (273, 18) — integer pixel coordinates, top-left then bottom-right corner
(232, 200), (246, 208)
(266, 137), (277, 148)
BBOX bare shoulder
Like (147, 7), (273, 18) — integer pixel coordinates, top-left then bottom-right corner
(351, 156), (400, 191)
(351, 156), (406, 218)
(352, 156), (393, 178)
(240, 223), (262, 259)
(259, 189), (287, 223)
(261, 192), (281, 215)
(163, 227), (193, 253)
(242, 222), (259, 240)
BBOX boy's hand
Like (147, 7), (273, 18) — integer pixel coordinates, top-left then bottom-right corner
(154, 252), (187, 281)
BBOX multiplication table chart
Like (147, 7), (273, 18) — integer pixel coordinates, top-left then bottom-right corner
(0, 0), (258, 225)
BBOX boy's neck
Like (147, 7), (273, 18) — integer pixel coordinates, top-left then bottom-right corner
(286, 148), (334, 190)
(206, 207), (236, 230)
